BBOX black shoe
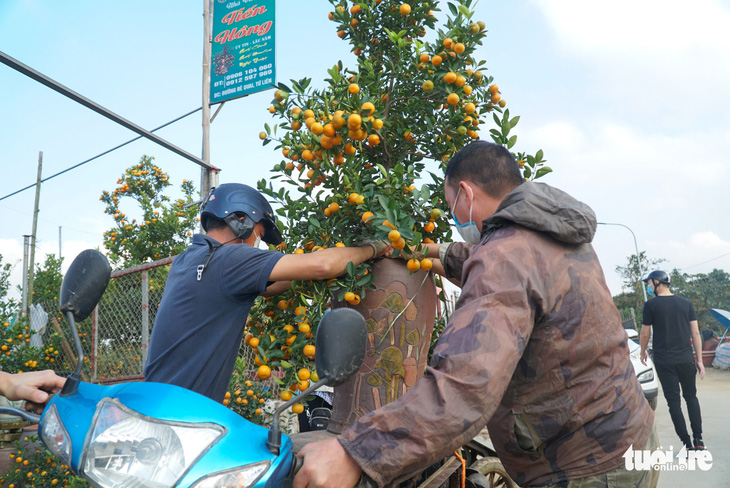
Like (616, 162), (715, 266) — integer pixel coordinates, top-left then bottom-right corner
(693, 438), (706, 450)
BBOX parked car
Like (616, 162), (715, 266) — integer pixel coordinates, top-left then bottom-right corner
(626, 328), (658, 410)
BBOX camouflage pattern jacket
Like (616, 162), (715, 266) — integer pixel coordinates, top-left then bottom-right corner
(339, 182), (654, 487)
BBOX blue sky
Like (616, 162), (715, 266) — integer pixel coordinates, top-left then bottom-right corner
(1, 0), (729, 299)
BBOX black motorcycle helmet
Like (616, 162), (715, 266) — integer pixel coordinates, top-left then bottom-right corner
(200, 183), (282, 245)
(642, 270), (670, 285)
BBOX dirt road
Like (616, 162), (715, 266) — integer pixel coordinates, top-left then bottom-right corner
(654, 365), (728, 486)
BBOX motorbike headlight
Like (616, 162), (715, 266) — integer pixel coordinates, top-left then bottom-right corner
(190, 461), (270, 488)
(40, 404), (72, 466)
(637, 369), (654, 383)
(82, 398), (225, 488)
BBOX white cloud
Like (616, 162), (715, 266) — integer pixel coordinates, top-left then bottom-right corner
(524, 119), (728, 198)
(532, 0), (730, 126)
(534, 0), (730, 56)
(651, 231), (730, 274)
(0, 237), (102, 301)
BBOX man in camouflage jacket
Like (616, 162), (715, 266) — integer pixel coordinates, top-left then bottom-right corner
(294, 141), (656, 488)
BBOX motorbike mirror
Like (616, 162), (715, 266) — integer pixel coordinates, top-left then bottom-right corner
(315, 308), (367, 387)
(58, 250), (110, 395)
(59, 249), (111, 322)
(266, 308), (366, 455)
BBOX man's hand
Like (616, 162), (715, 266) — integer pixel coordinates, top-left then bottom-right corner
(360, 239), (392, 259)
(293, 438), (362, 488)
(640, 350), (648, 366)
(697, 360), (706, 380)
(0, 370), (66, 413)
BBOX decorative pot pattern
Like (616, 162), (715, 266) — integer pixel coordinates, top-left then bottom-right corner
(327, 258), (436, 434)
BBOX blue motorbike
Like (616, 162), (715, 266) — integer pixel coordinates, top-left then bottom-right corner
(0, 249), (368, 488)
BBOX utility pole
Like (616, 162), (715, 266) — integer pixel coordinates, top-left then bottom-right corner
(598, 222), (648, 302)
(28, 151), (43, 309)
(201, 0), (218, 208)
(21, 236), (30, 315)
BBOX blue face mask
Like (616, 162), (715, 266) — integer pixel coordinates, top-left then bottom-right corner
(450, 186), (481, 245)
(646, 283), (655, 297)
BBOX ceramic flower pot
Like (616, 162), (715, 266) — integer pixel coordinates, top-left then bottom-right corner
(327, 258), (437, 434)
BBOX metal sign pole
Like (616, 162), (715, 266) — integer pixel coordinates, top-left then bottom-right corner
(201, 0), (217, 214)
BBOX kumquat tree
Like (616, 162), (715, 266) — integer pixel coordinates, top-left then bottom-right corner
(100, 155), (199, 268)
(232, 0), (551, 421)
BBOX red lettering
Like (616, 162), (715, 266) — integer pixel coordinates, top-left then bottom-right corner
(245, 5), (267, 19)
(221, 11), (237, 26)
(214, 19), (273, 45)
(214, 30), (231, 44)
(221, 5), (267, 26)
(258, 20), (272, 36)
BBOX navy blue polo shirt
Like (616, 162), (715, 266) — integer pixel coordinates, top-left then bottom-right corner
(144, 234), (283, 401)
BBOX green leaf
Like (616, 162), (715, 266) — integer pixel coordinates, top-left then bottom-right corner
(501, 119), (511, 137)
(536, 149), (544, 162)
(509, 115), (520, 128)
(346, 261), (355, 277)
(309, 217), (321, 228)
(535, 167), (553, 178)
(281, 360), (293, 369)
(376, 194), (389, 211)
(448, 2), (458, 16)
(356, 275), (371, 287)
(507, 135), (518, 149)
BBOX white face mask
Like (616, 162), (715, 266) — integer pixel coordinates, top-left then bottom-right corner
(253, 230), (262, 249)
(450, 185), (481, 245)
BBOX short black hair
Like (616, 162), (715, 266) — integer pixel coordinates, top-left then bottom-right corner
(444, 141), (524, 199)
(203, 215), (228, 232)
(203, 212), (249, 232)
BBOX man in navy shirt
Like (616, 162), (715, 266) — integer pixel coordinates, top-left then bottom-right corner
(144, 183), (387, 402)
(640, 270), (705, 451)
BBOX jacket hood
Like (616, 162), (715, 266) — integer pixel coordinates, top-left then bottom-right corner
(483, 182), (597, 245)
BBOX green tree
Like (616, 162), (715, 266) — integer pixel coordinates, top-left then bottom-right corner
(670, 268), (730, 336)
(31, 253), (63, 305)
(613, 251), (666, 320)
(100, 155), (199, 267)
(0, 253), (17, 321)
(0, 253), (69, 375)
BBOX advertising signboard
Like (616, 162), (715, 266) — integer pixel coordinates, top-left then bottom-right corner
(210, 1), (275, 104)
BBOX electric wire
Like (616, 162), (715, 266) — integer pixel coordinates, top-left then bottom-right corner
(0, 107), (202, 203)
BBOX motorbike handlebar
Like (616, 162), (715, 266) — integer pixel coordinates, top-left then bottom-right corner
(0, 407), (41, 423)
(286, 453), (377, 488)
